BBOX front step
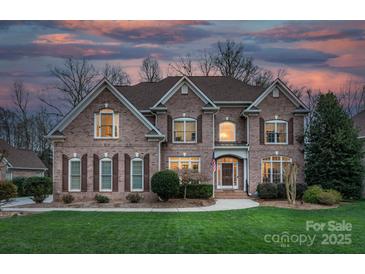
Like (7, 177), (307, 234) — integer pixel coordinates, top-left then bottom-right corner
(214, 191), (248, 199)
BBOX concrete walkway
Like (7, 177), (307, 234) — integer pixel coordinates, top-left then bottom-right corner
(2, 195), (53, 207)
(1, 199), (259, 213)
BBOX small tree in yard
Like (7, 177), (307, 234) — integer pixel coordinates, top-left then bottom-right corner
(284, 163), (298, 205)
(0, 182), (17, 210)
(24, 176), (52, 203)
(305, 92), (364, 199)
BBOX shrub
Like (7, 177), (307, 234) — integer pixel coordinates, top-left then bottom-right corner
(151, 170), (180, 201)
(257, 183), (278, 199)
(0, 181), (17, 204)
(303, 185), (323, 203)
(317, 190), (342, 205)
(178, 184), (213, 199)
(126, 193), (143, 203)
(12, 177), (27, 196)
(277, 183), (307, 199)
(62, 194), (74, 204)
(95, 194), (110, 203)
(24, 176), (52, 203)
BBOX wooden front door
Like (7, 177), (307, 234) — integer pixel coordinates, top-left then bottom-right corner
(222, 163), (233, 186)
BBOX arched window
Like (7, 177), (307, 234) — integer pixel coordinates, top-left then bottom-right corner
(94, 108), (119, 138)
(131, 158), (144, 192)
(265, 120), (288, 144)
(219, 121), (236, 142)
(69, 158), (81, 192)
(100, 158), (112, 191)
(261, 156), (292, 183)
(173, 118), (197, 143)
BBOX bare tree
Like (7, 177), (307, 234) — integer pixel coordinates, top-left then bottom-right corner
(198, 49), (216, 76)
(102, 63), (131, 86)
(169, 54), (194, 76)
(337, 80), (365, 116)
(12, 80), (31, 149)
(140, 56), (162, 82)
(213, 40), (259, 83)
(50, 58), (98, 108)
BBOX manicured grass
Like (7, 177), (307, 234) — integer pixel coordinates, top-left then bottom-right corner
(0, 201), (364, 253)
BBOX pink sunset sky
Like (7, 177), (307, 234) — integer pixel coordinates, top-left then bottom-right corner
(0, 20), (364, 110)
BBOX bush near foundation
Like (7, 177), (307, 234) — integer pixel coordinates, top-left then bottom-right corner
(24, 176), (52, 203)
(151, 170), (179, 201)
(257, 183), (278, 199)
(177, 184), (213, 199)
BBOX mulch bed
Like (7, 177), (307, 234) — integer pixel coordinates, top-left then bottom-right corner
(0, 211), (36, 218)
(257, 199), (339, 210)
(10, 198), (216, 209)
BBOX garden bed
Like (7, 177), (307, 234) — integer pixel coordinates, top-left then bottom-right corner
(10, 198), (216, 209)
(257, 199), (339, 210)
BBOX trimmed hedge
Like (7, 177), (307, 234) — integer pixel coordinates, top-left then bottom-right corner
(95, 194), (110, 203)
(12, 177), (27, 197)
(151, 170), (180, 201)
(277, 183), (308, 199)
(257, 183), (278, 199)
(178, 184), (213, 199)
(23, 176), (52, 203)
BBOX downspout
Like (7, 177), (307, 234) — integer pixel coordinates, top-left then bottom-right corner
(212, 112), (215, 199)
(242, 112), (250, 196)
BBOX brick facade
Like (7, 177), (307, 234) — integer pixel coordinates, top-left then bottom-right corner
(51, 78), (306, 200)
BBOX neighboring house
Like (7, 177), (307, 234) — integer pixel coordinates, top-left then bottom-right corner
(352, 110), (365, 196)
(46, 76), (308, 201)
(0, 140), (47, 181)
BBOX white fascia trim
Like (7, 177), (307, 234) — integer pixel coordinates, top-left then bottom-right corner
(358, 136), (365, 139)
(214, 146), (249, 149)
(9, 167), (48, 170)
(245, 79), (309, 112)
(46, 79), (164, 138)
(151, 76), (218, 109)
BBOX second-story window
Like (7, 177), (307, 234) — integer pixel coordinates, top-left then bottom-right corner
(173, 118), (197, 143)
(219, 121), (236, 142)
(94, 108), (119, 139)
(265, 120), (288, 144)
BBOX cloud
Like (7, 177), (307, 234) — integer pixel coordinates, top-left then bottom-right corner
(254, 47), (337, 65)
(0, 43), (173, 60)
(33, 33), (96, 45)
(54, 21), (211, 44)
(245, 21), (365, 43)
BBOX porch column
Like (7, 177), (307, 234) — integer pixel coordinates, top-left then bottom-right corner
(243, 158), (247, 192)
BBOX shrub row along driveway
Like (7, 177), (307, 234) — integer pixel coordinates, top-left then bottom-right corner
(0, 201), (364, 253)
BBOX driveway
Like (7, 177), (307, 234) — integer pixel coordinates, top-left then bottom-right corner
(2, 195), (53, 207)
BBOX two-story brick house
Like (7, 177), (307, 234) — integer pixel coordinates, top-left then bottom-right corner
(46, 76), (308, 201)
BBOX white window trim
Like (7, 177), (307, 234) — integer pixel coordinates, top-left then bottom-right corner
(219, 121), (236, 142)
(99, 158), (113, 192)
(131, 158), (144, 192)
(172, 118), (197, 144)
(168, 157), (201, 172)
(68, 158), (81, 192)
(261, 156), (292, 183)
(264, 120), (288, 145)
(94, 109), (119, 139)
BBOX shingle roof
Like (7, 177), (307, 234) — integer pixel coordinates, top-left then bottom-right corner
(352, 110), (365, 136)
(0, 140), (47, 169)
(115, 76), (264, 110)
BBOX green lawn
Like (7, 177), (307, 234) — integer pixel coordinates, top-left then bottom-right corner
(0, 201), (364, 253)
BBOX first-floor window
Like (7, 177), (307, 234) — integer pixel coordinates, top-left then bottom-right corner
(100, 158), (112, 191)
(131, 158), (144, 191)
(168, 157), (200, 173)
(261, 156), (292, 183)
(69, 158), (81, 191)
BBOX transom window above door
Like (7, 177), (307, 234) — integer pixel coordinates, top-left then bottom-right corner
(173, 118), (197, 143)
(94, 108), (119, 139)
(219, 121), (236, 142)
(168, 157), (200, 172)
(265, 120), (288, 144)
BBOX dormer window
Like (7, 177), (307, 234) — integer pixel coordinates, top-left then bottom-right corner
(94, 108), (119, 139)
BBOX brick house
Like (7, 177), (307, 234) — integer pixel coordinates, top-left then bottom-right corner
(0, 140), (47, 181)
(46, 76), (308, 201)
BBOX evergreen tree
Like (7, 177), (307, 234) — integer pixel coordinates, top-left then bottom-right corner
(305, 93), (364, 199)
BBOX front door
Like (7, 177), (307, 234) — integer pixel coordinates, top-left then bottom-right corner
(221, 163), (233, 187)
